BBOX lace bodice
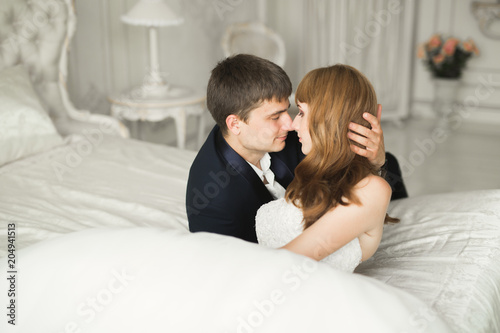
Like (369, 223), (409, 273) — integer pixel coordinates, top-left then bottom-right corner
(256, 198), (362, 273)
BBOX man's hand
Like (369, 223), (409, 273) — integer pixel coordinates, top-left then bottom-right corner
(348, 104), (386, 169)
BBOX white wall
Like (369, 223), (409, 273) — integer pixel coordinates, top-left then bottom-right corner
(412, 0), (500, 123)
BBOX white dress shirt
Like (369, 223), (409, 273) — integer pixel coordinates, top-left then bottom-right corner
(246, 153), (286, 199)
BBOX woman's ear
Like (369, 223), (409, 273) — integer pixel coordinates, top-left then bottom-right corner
(225, 115), (241, 135)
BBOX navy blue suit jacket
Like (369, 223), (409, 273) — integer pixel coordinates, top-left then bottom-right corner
(186, 125), (407, 243)
(186, 125), (304, 243)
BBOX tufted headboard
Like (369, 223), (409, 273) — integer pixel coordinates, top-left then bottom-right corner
(0, 0), (128, 137)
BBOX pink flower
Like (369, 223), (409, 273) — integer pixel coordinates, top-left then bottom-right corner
(463, 39), (479, 55)
(432, 53), (445, 65)
(419, 33), (479, 78)
(462, 41), (473, 52)
(427, 34), (442, 50)
(442, 38), (459, 56)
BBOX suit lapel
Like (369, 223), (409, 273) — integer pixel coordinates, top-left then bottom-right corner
(215, 129), (274, 203)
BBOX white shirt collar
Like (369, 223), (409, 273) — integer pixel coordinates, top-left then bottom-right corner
(246, 153), (286, 199)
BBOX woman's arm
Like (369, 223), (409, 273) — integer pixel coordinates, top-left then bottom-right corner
(281, 175), (391, 262)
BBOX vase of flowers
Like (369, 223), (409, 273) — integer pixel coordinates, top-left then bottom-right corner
(417, 34), (479, 124)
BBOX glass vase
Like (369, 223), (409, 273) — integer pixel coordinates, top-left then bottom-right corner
(432, 78), (461, 128)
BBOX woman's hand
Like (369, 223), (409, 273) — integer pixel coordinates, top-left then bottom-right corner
(348, 104), (386, 169)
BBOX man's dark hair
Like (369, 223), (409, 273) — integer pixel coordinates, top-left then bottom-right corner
(207, 54), (292, 134)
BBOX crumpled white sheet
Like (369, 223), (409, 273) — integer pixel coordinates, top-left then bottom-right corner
(357, 189), (500, 333)
(0, 134), (195, 255)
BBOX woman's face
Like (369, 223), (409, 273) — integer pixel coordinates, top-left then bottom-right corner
(292, 102), (312, 155)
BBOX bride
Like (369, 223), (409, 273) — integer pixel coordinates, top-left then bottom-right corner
(256, 64), (398, 272)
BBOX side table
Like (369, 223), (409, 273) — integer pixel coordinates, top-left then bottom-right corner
(109, 84), (207, 150)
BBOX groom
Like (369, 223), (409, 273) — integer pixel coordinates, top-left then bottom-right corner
(186, 54), (407, 243)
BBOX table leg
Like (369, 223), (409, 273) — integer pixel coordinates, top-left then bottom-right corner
(137, 120), (144, 141)
(131, 120), (140, 139)
(175, 109), (186, 149)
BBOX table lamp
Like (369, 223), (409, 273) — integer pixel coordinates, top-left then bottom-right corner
(121, 0), (184, 97)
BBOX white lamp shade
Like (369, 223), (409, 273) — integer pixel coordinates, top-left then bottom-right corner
(121, 0), (184, 27)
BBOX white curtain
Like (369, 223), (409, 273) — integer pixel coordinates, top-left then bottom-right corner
(300, 0), (415, 120)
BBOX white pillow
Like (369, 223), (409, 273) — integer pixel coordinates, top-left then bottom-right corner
(0, 65), (64, 166)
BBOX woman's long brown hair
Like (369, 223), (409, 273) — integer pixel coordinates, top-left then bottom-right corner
(285, 64), (398, 229)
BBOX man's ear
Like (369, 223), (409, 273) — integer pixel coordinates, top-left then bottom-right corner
(226, 115), (241, 135)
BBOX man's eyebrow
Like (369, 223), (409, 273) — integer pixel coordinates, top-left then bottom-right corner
(269, 103), (291, 116)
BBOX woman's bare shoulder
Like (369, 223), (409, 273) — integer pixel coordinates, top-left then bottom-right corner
(354, 174), (392, 203)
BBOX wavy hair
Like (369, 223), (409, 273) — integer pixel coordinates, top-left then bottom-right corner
(285, 64), (398, 229)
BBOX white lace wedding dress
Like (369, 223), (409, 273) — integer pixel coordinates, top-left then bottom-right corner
(256, 198), (362, 273)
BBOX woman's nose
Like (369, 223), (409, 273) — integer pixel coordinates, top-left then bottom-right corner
(291, 115), (300, 131)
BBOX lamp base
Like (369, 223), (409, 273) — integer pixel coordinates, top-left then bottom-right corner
(131, 83), (170, 98)
(130, 72), (170, 98)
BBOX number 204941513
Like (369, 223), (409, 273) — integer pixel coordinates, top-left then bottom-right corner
(7, 223), (16, 269)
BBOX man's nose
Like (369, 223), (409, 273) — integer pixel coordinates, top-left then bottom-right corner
(281, 112), (293, 131)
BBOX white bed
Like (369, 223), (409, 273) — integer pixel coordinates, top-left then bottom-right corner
(357, 190), (500, 332)
(0, 1), (499, 332)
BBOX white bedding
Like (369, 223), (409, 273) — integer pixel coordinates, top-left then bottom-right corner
(0, 136), (499, 332)
(356, 190), (500, 333)
(0, 134), (195, 255)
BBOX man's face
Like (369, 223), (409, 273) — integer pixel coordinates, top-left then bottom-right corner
(237, 99), (292, 157)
